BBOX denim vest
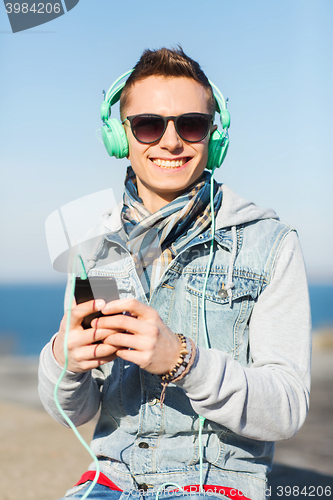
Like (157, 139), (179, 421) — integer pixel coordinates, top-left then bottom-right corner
(77, 212), (293, 498)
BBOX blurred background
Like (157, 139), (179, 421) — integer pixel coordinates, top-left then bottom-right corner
(0, 1), (332, 499)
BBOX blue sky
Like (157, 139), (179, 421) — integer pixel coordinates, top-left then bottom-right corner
(0, 0), (332, 283)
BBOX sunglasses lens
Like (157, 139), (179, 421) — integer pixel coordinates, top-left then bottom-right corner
(131, 115), (165, 143)
(177, 114), (210, 142)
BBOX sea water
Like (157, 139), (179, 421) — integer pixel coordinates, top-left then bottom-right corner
(0, 283), (332, 356)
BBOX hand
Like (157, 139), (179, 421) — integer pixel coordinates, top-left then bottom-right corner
(53, 299), (120, 373)
(91, 298), (182, 376)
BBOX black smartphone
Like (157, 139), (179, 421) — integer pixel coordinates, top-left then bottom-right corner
(74, 276), (120, 329)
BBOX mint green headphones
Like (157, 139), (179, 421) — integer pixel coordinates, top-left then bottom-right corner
(100, 70), (230, 171)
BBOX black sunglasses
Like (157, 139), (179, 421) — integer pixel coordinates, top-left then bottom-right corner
(123, 113), (213, 144)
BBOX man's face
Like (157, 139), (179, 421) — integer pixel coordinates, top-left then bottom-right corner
(123, 76), (214, 213)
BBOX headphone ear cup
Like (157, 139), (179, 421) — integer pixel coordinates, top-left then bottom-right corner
(206, 129), (229, 171)
(220, 109), (231, 129)
(101, 118), (129, 158)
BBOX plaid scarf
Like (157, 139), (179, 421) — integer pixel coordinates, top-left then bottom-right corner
(121, 166), (222, 297)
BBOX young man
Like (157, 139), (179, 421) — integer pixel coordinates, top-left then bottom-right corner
(39, 48), (311, 500)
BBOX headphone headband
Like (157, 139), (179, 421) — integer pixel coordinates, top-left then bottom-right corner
(101, 70), (230, 130)
(100, 70), (133, 122)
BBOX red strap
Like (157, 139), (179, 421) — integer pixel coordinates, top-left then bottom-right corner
(75, 471), (122, 491)
(75, 473), (251, 500)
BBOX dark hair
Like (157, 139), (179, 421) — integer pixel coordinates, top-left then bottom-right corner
(119, 46), (216, 119)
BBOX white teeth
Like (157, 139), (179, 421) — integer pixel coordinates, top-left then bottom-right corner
(152, 158), (187, 168)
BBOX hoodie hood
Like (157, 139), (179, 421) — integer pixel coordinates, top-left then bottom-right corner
(215, 184), (279, 229)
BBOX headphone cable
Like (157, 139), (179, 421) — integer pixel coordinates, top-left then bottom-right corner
(53, 256), (100, 500)
(197, 166), (218, 492)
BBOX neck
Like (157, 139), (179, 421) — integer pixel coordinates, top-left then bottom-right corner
(136, 178), (184, 213)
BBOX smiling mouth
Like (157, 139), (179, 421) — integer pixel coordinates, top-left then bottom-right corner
(151, 158), (190, 168)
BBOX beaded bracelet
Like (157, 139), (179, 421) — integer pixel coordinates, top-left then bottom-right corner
(160, 333), (190, 383)
(172, 338), (196, 383)
(159, 334), (195, 406)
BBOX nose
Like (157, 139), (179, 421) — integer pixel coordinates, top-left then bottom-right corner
(159, 119), (183, 152)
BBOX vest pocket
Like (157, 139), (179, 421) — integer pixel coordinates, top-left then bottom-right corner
(185, 271), (261, 354)
(186, 271), (260, 304)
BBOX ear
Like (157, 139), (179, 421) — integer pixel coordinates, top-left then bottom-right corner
(122, 122), (130, 159)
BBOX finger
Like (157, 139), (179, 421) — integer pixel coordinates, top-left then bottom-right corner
(102, 332), (142, 350)
(68, 318), (121, 348)
(77, 326), (121, 346)
(115, 347), (157, 371)
(73, 342), (119, 363)
(102, 298), (156, 320)
(71, 353), (118, 372)
(55, 328), (118, 371)
(90, 313), (130, 331)
(91, 311), (156, 336)
(67, 299), (106, 328)
(62, 319), (109, 352)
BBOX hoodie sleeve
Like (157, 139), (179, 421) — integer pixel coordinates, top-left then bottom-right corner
(175, 231), (312, 441)
(38, 336), (106, 427)
(38, 272), (106, 428)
